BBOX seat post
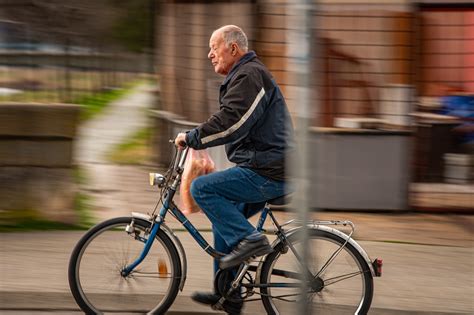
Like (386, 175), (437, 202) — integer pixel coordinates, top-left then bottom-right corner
(267, 207), (283, 230)
(256, 205), (270, 232)
(264, 194), (291, 231)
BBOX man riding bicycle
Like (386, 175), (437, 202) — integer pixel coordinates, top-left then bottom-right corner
(174, 25), (294, 314)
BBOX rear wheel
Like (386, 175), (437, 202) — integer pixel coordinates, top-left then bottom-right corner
(260, 229), (373, 315)
(68, 217), (181, 314)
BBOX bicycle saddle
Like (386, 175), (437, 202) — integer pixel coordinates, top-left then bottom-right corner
(267, 194), (292, 206)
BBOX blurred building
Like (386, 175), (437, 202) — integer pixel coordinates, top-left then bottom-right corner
(156, 0), (472, 119)
(153, 0), (473, 211)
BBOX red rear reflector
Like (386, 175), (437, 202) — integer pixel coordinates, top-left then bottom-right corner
(373, 258), (382, 277)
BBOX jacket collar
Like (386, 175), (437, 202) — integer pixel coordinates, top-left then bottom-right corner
(222, 51), (257, 86)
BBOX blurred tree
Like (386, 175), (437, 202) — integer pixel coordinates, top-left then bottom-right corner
(108, 0), (154, 53)
(0, 0), (102, 47)
(0, 0), (153, 52)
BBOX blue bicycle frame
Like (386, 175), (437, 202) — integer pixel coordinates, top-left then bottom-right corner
(121, 147), (271, 276)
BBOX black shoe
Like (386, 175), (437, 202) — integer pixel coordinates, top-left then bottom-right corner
(191, 291), (243, 315)
(219, 236), (273, 270)
(191, 291), (220, 305)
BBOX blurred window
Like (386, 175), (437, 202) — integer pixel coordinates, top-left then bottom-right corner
(418, 4), (474, 96)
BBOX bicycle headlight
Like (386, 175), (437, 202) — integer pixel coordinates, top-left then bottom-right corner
(149, 173), (166, 186)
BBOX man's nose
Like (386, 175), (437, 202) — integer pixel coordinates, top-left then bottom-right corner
(208, 50), (213, 59)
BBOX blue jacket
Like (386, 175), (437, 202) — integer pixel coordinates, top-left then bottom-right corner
(186, 51), (294, 181)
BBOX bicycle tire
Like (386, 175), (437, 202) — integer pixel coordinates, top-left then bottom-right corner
(260, 228), (373, 315)
(68, 217), (182, 314)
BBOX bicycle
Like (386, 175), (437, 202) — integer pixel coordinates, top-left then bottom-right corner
(68, 144), (382, 314)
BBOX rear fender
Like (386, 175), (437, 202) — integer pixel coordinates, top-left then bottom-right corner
(255, 225), (376, 283)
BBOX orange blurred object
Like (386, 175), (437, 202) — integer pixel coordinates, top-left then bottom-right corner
(158, 258), (168, 278)
(179, 149), (215, 214)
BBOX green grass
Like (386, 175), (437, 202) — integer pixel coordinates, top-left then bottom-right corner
(73, 192), (94, 229)
(106, 126), (152, 165)
(72, 166), (95, 228)
(75, 84), (134, 121)
(0, 194), (93, 232)
(0, 80), (142, 122)
(0, 209), (83, 232)
(0, 86), (132, 122)
(0, 90), (61, 103)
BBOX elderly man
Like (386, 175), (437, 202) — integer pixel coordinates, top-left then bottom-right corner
(175, 25), (294, 314)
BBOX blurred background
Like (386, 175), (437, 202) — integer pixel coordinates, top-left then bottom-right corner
(1, 0), (473, 223)
(0, 0), (472, 314)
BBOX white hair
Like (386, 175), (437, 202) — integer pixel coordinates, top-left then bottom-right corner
(216, 25), (248, 52)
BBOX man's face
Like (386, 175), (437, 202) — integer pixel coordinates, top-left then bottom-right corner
(208, 31), (235, 76)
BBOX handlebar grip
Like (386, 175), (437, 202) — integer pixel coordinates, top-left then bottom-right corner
(169, 139), (187, 148)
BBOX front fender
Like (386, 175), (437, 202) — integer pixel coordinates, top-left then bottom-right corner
(132, 212), (187, 291)
(160, 223), (188, 291)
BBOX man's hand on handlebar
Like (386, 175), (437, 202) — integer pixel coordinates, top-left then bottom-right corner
(174, 132), (187, 149)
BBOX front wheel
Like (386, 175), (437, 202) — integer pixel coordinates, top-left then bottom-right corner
(260, 229), (373, 315)
(68, 217), (182, 314)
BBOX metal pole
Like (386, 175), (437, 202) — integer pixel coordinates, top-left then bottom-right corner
(287, 0), (318, 314)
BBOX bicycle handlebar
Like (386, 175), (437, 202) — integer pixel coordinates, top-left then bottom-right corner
(177, 146), (189, 171)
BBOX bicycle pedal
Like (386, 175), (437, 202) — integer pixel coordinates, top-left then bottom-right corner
(211, 302), (224, 311)
(245, 256), (256, 263)
(280, 245), (288, 254)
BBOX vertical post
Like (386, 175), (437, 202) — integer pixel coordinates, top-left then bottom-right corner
(64, 35), (71, 102)
(287, 0), (317, 314)
(148, 0), (156, 77)
(25, 22), (34, 103)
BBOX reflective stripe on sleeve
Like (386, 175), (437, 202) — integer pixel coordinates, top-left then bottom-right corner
(201, 87), (265, 145)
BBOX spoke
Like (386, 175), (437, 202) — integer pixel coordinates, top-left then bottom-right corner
(130, 270), (173, 279)
(133, 275), (173, 279)
(240, 297), (263, 303)
(265, 291), (318, 303)
(315, 242), (348, 279)
(272, 268), (303, 280)
(259, 282), (302, 288)
(323, 270), (364, 286)
(101, 235), (122, 268)
(256, 287), (317, 302)
(260, 232), (373, 314)
(264, 292), (300, 302)
(130, 271), (180, 280)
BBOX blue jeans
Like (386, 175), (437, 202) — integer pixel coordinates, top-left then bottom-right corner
(190, 166), (287, 273)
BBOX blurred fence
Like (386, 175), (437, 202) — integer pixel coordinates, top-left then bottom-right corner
(0, 51), (150, 103)
(0, 0), (155, 104)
